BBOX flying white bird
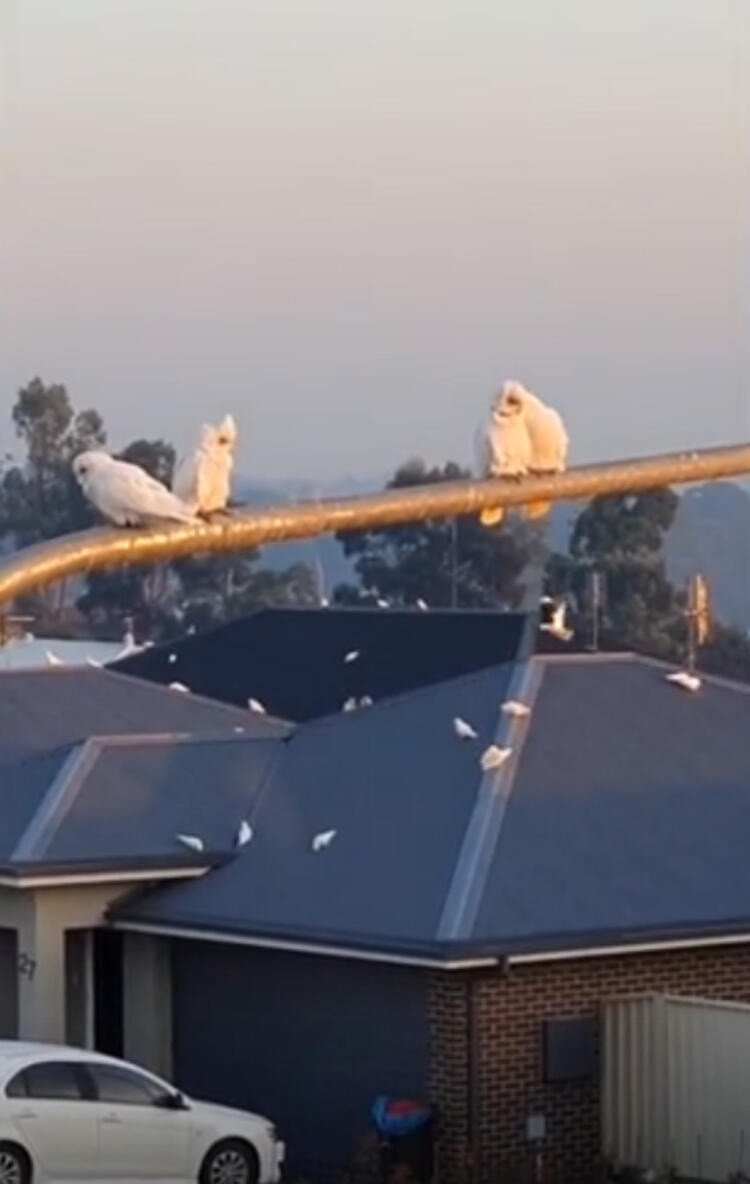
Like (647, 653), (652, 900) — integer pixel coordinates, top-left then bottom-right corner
(502, 700), (531, 718)
(416, 598), (429, 611)
(176, 833), (204, 852)
(539, 599), (574, 643)
(359, 695), (373, 707)
(45, 650), (63, 667)
(168, 653), (178, 665)
(235, 820), (253, 848)
(666, 670), (702, 693)
(376, 598), (389, 608)
(344, 650), (360, 663)
(173, 414), (237, 516)
(312, 829), (337, 852)
(342, 697), (358, 712)
(234, 726), (246, 734)
(454, 716), (478, 741)
(169, 681), (190, 693)
(73, 451), (197, 527)
(478, 381), (569, 525)
(480, 744), (512, 772)
(247, 698), (266, 714)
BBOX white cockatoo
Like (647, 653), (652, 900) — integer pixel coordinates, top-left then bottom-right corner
(480, 744), (512, 772)
(172, 414), (237, 516)
(312, 829), (337, 852)
(235, 820), (253, 847)
(477, 386), (533, 478)
(453, 716), (478, 740)
(73, 451), (197, 527)
(477, 381), (568, 525)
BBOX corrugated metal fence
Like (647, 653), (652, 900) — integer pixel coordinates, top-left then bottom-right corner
(602, 994), (750, 1181)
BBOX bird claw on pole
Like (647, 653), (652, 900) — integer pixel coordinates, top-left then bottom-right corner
(0, 443), (749, 607)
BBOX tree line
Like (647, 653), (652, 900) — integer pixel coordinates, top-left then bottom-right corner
(4, 376), (750, 682)
(1, 378), (319, 638)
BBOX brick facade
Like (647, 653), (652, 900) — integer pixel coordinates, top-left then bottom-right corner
(429, 944), (750, 1184)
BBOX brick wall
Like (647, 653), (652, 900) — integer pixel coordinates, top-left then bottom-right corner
(429, 944), (750, 1184)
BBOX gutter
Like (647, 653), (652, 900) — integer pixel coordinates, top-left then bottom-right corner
(110, 919), (501, 970)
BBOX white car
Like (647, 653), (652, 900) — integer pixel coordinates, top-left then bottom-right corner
(0, 1042), (284, 1184)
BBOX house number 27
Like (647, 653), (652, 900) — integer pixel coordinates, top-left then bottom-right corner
(18, 953), (36, 981)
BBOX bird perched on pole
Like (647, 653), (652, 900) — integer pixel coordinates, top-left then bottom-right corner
(173, 414), (237, 517)
(73, 451), (197, 527)
(477, 381), (568, 526)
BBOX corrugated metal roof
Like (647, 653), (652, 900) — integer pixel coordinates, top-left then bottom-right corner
(0, 668), (285, 761)
(113, 606), (529, 721)
(43, 736), (285, 863)
(0, 667), (289, 865)
(116, 655), (750, 959)
(0, 746), (76, 861)
(114, 663), (518, 945)
(472, 655), (750, 949)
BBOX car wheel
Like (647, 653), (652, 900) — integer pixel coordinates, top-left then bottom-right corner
(200, 1138), (259, 1184)
(0, 1145), (30, 1184)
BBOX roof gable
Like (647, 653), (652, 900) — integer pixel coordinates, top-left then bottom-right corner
(113, 607), (529, 721)
(0, 667), (289, 868)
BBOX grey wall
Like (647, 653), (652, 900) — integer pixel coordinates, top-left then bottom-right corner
(171, 940), (429, 1172)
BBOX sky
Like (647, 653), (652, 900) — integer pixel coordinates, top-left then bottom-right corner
(1, 0), (749, 481)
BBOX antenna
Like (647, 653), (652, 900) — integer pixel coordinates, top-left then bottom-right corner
(684, 573), (711, 674)
(586, 570), (604, 652)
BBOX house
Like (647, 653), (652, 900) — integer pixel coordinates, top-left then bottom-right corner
(0, 665), (285, 1053)
(0, 636), (124, 669)
(2, 610), (750, 1182)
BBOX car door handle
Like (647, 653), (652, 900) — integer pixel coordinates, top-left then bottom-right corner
(14, 1109), (37, 1119)
(101, 1114), (123, 1124)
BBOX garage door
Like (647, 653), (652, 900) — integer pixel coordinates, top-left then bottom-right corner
(172, 939), (429, 1173)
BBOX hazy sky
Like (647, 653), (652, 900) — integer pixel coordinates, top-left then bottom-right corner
(1, 0), (748, 480)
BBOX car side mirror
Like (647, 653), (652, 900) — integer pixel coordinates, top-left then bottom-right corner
(157, 1090), (188, 1111)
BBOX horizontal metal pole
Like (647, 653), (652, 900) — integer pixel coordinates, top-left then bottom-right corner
(0, 442), (748, 608)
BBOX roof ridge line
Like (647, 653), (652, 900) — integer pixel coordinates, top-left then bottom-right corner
(436, 658), (545, 941)
(11, 738), (105, 862)
(97, 666), (271, 720)
(293, 658), (525, 736)
(634, 653), (750, 696)
(81, 728), (293, 750)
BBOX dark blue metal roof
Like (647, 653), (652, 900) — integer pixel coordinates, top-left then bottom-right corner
(0, 667), (287, 866)
(43, 736), (285, 863)
(116, 655), (750, 960)
(472, 655), (750, 948)
(114, 663), (518, 946)
(112, 607), (529, 721)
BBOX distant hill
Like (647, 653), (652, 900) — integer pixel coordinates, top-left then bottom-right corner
(666, 481), (750, 631)
(236, 476), (382, 596)
(236, 477), (750, 629)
